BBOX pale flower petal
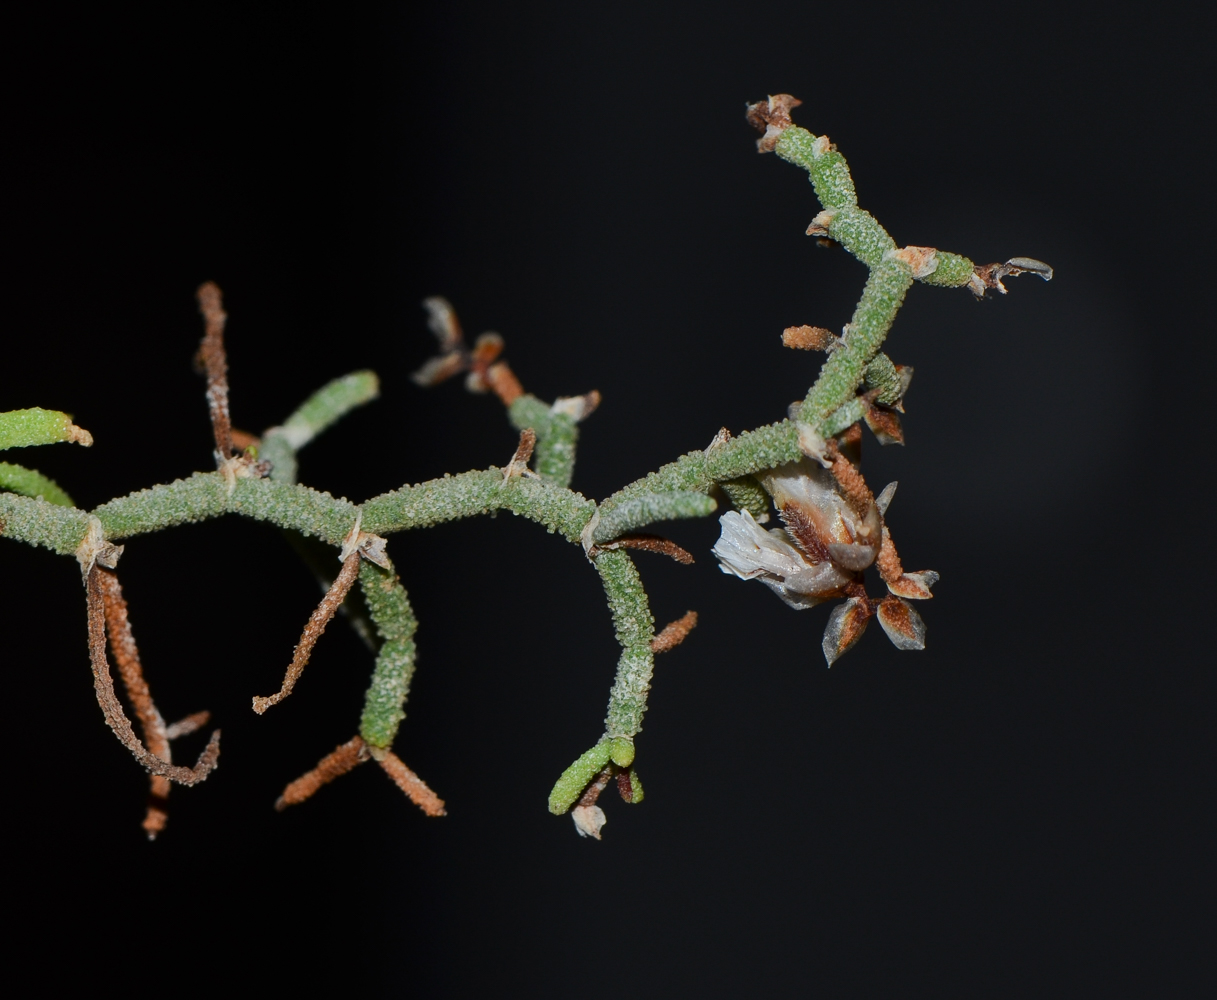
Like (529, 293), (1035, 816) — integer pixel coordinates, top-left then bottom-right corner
(713, 510), (848, 609)
(713, 510), (809, 582)
(761, 459), (878, 567)
(571, 804), (607, 839)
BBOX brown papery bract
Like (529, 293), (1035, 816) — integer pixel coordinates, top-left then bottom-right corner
(876, 525), (904, 585)
(502, 427), (537, 479)
(485, 361), (524, 406)
(782, 325), (834, 351)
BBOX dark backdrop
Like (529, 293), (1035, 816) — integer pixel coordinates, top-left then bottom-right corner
(1, 5), (1211, 994)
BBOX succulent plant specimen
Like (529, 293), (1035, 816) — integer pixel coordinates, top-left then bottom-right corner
(0, 96), (1049, 840)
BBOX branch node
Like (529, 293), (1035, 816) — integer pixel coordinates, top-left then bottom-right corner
(502, 428), (540, 481)
(745, 93), (802, 152)
(75, 515), (123, 584)
(340, 514), (391, 570)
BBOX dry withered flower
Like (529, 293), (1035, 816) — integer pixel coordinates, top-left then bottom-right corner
(714, 451), (937, 666)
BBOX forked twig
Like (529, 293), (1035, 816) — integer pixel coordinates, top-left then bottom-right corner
(98, 567), (175, 837)
(273, 737), (446, 817)
(86, 567), (221, 786)
(252, 551), (361, 714)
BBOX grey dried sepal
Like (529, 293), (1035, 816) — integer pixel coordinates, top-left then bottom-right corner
(1004, 257), (1054, 280)
(874, 482), (898, 516)
(410, 352), (464, 387)
(827, 541), (879, 572)
(875, 596), (927, 650)
(970, 257), (1054, 297)
(822, 597), (871, 666)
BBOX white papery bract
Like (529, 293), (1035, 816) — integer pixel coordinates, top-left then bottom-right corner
(713, 508), (854, 609)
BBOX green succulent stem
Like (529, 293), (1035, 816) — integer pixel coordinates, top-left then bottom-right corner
(260, 371), (379, 484)
(0, 462), (75, 507)
(0, 407), (90, 450)
(1, 110), (1035, 832)
(357, 560), (418, 748)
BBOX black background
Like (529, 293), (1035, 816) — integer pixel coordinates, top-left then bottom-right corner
(1, 4), (1212, 994)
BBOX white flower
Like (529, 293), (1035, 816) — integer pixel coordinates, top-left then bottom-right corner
(758, 459), (881, 573)
(713, 457), (883, 609)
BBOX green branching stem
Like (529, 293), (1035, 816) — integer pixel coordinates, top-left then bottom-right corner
(596, 549), (655, 737)
(0, 110), (1031, 828)
(591, 490), (717, 543)
(260, 371), (379, 485)
(363, 469), (596, 541)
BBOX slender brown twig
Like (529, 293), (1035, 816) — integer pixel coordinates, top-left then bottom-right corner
(252, 551), (361, 714)
(376, 750), (446, 817)
(502, 427), (537, 479)
(196, 281), (234, 460)
(824, 438), (874, 516)
(602, 534), (695, 565)
(164, 710), (211, 741)
(650, 610), (699, 653)
(98, 567), (175, 837)
(577, 765), (614, 808)
(275, 736), (370, 811)
(484, 361), (524, 406)
(85, 566), (221, 785)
